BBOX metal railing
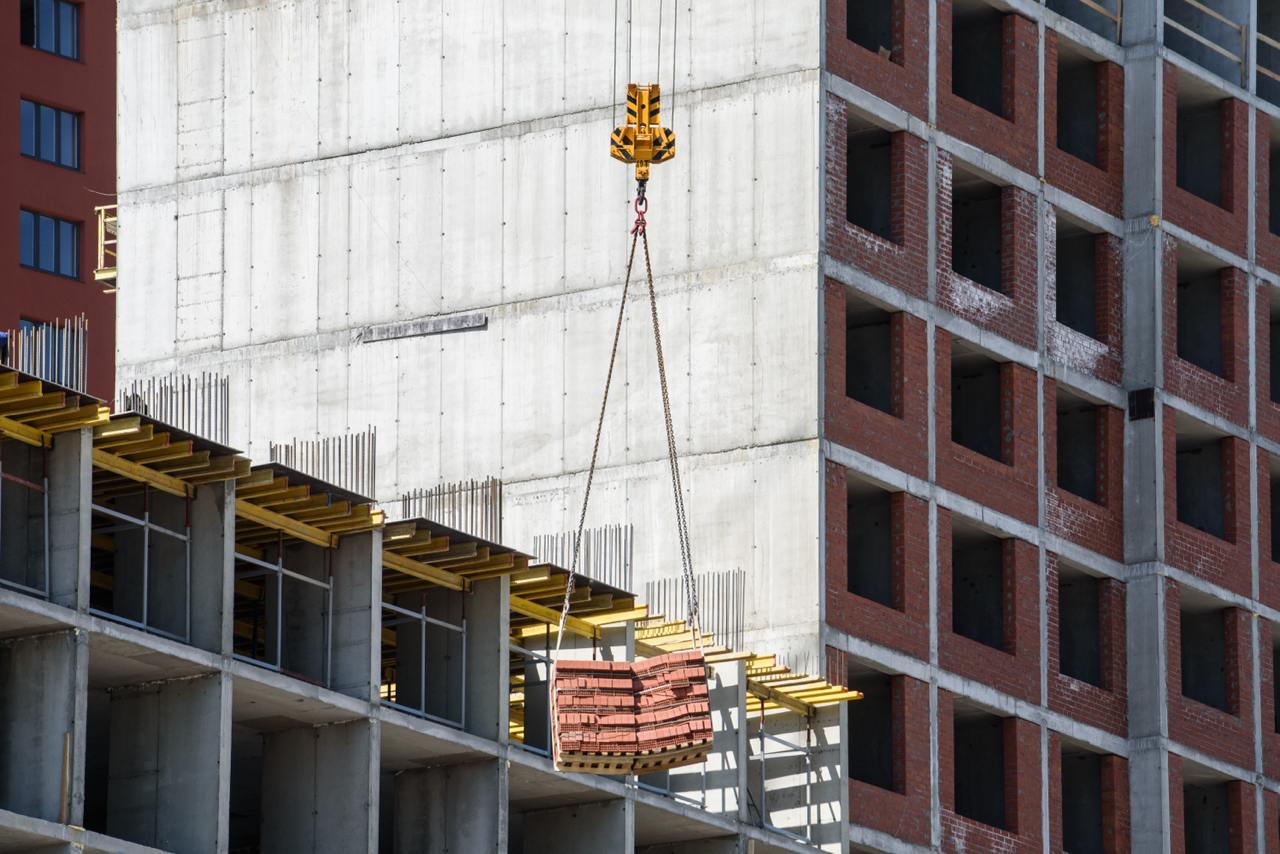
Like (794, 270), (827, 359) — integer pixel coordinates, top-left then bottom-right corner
(95, 204), (117, 291)
(750, 717), (816, 846)
(90, 489), (192, 642)
(0, 447), (50, 599)
(233, 548), (333, 685)
(509, 640), (552, 756)
(1164, 0), (1247, 85)
(380, 600), (467, 728)
(1046, 0), (1123, 42)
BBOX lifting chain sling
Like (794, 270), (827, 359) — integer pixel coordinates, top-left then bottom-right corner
(554, 83), (699, 654)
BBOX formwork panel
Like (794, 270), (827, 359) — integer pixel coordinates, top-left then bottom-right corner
(220, 184), (254, 351)
(622, 276), (692, 466)
(249, 0), (319, 170)
(116, 199), (178, 364)
(437, 315), (504, 483)
(250, 173), (321, 344)
(565, 0), (620, 114)
(501, 306), (567, 483)
(396, 1), (444, 143)
(504, 0), (567, 126)
(688, 274), (755, 455)
(118, 19), (178, 192)
(689, 0), (755, 89)
(563, 117), (633, 292)
(441, 140), (505, 312)
(221, 7), (253, 174)
(753, 266), (819, 445)
(441, 0), (502, 136)
(397, 150), (446, 318)
(502, 129), (569, 305)
(347, 0), (401, 153)
(689, 93), (755, 271)
(754, 82), (820, 259)
(316, 163), (353, 334)
(347, 156), (403, 328)
(562, 282), (632, 475)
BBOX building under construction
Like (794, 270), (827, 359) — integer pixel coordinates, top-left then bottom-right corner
(0, 365), (851, 852)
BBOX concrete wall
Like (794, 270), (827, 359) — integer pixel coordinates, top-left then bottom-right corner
(115, 0), (825, 668)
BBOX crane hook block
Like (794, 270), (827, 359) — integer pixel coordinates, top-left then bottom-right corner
(610, 83), (675, 182)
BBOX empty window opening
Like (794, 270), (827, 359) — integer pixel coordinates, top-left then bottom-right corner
(1176, 434), (1225, 539)
(951, 4), (1005, 116)
(1176, 271), (1225, 378)
(953, 708), (1007, 829)
(1057, 392), (1100, 503)
(847, 125), (894, 242)
(847, 0), (895, 59)
(1271, 306), (1280, 403)
(1270, 146), (1280, 236)
(847, 671), (896, 791)
(1273, 629), (1280, 733)
(1059, 570), (1102, 687)
(1181, 606), (1228, 711)
(951, 346), (1004, 462)
(1056, 54), (1099, 165)
(1061, 749), (1105, 854)
(1176, 101), (1225, 207)
(952, 525), (1005, 651)
(1183, 781), (1230, 854)
(1272, 464), (1280, 562)
(951, 174), (1004, 293)
(848, 486), (893, 607)
(1056, 221), (1098, 338)
(846, 295), (893, 414)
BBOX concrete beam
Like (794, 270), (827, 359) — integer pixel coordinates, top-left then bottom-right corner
(393, 759), (506, 853)
(465, 577), (509, 742)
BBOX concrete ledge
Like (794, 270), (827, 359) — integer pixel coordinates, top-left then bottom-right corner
(0, 807), (165, 854)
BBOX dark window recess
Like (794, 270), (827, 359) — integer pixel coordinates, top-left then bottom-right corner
(847, 127), (894, 242)
(1056, 59), (1099, 165)
(847, 672), (895, 791)
(1183, 783), (1230, 854)
(951, 7), (1005, 116)
(953, 711), (1007, 829)
(1057, 403), (1099, 502)
(1273, 637), (1280, 733)
(1271, 149), (1280, 237)
(846, 302), (893, 414)
(19, 0), (79, 59)
(1180, 609), (1228, 712)
(1176, 103), (1224, 207)
(952, 532), (1004, 651)
(19, 99), (80, 169)
(951, 355), (1003, 462)
(1058, 572), (1102, 687)
(1061, 751), (1105, 854)
(1056, 230), (1097, 338)
(1271, 319), (1280, 403)
(848, 490), (893, 607)
(1176, 275), (1224, 377)
(847, 0), (894, 58)
(1176, 440), (1225, 539)
(19, 210), (79, 279)
(951, 181), (1003, 293)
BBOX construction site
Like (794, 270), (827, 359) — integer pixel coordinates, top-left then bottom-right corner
(15, 0), (1280, 852)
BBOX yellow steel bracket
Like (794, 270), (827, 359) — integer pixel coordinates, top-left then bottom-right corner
(610, 84), (675, 183)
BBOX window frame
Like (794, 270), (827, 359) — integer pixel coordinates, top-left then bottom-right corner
(19, 209), (80, 280)
(19, 98), (80, 170)
(19, 0), (80, 61)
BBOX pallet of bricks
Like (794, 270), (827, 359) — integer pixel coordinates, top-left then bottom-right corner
(552, 650), (713, 774)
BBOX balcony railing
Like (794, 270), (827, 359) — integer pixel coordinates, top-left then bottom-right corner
(94, 204), (117, 293)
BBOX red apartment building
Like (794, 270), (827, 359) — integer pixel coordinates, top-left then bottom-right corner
(827, 0), (1280, 851)
(1, 0), (115, 399)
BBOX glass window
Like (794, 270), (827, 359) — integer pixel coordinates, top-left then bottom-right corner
(59, 110), (77, 168)
(38, 105), (56, 162)
(19, 100), (35, 157)
(37, 215), (55, 272)
(36, 0), (55, 53)
(19, 211), (34, 267)
(20, 210), (79, 279)
(23, 0), (78, 60)
(57, 220), (76, 276)
(56, 0), (77, 59)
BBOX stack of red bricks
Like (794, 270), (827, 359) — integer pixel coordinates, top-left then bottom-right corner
(552, 650), (712, 774)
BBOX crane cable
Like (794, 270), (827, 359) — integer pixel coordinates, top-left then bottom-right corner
(554, 194), (700, 655)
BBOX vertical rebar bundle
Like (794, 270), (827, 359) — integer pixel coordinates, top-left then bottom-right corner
(645, 569), (745, 651)
(532, 524), (633, 590)
(269, 426), (378, 500)
(115, 372), (230, 445)
(399, 477), (503, 542)
(1, 315), (89, 393)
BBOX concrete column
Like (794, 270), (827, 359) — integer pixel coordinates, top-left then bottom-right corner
(521, 798), (632, 854)
(105, 673), (231, 853)
(260, 719), (379, 853)
(393, 759), (506, 853)
(666, 660), (747, 818)
(190, 481), (234, 654)
(330, 530), (381, 701)
(465, 576), (509, 741)
(47, 427), (91, 610)
(0, 630), (87, 825)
